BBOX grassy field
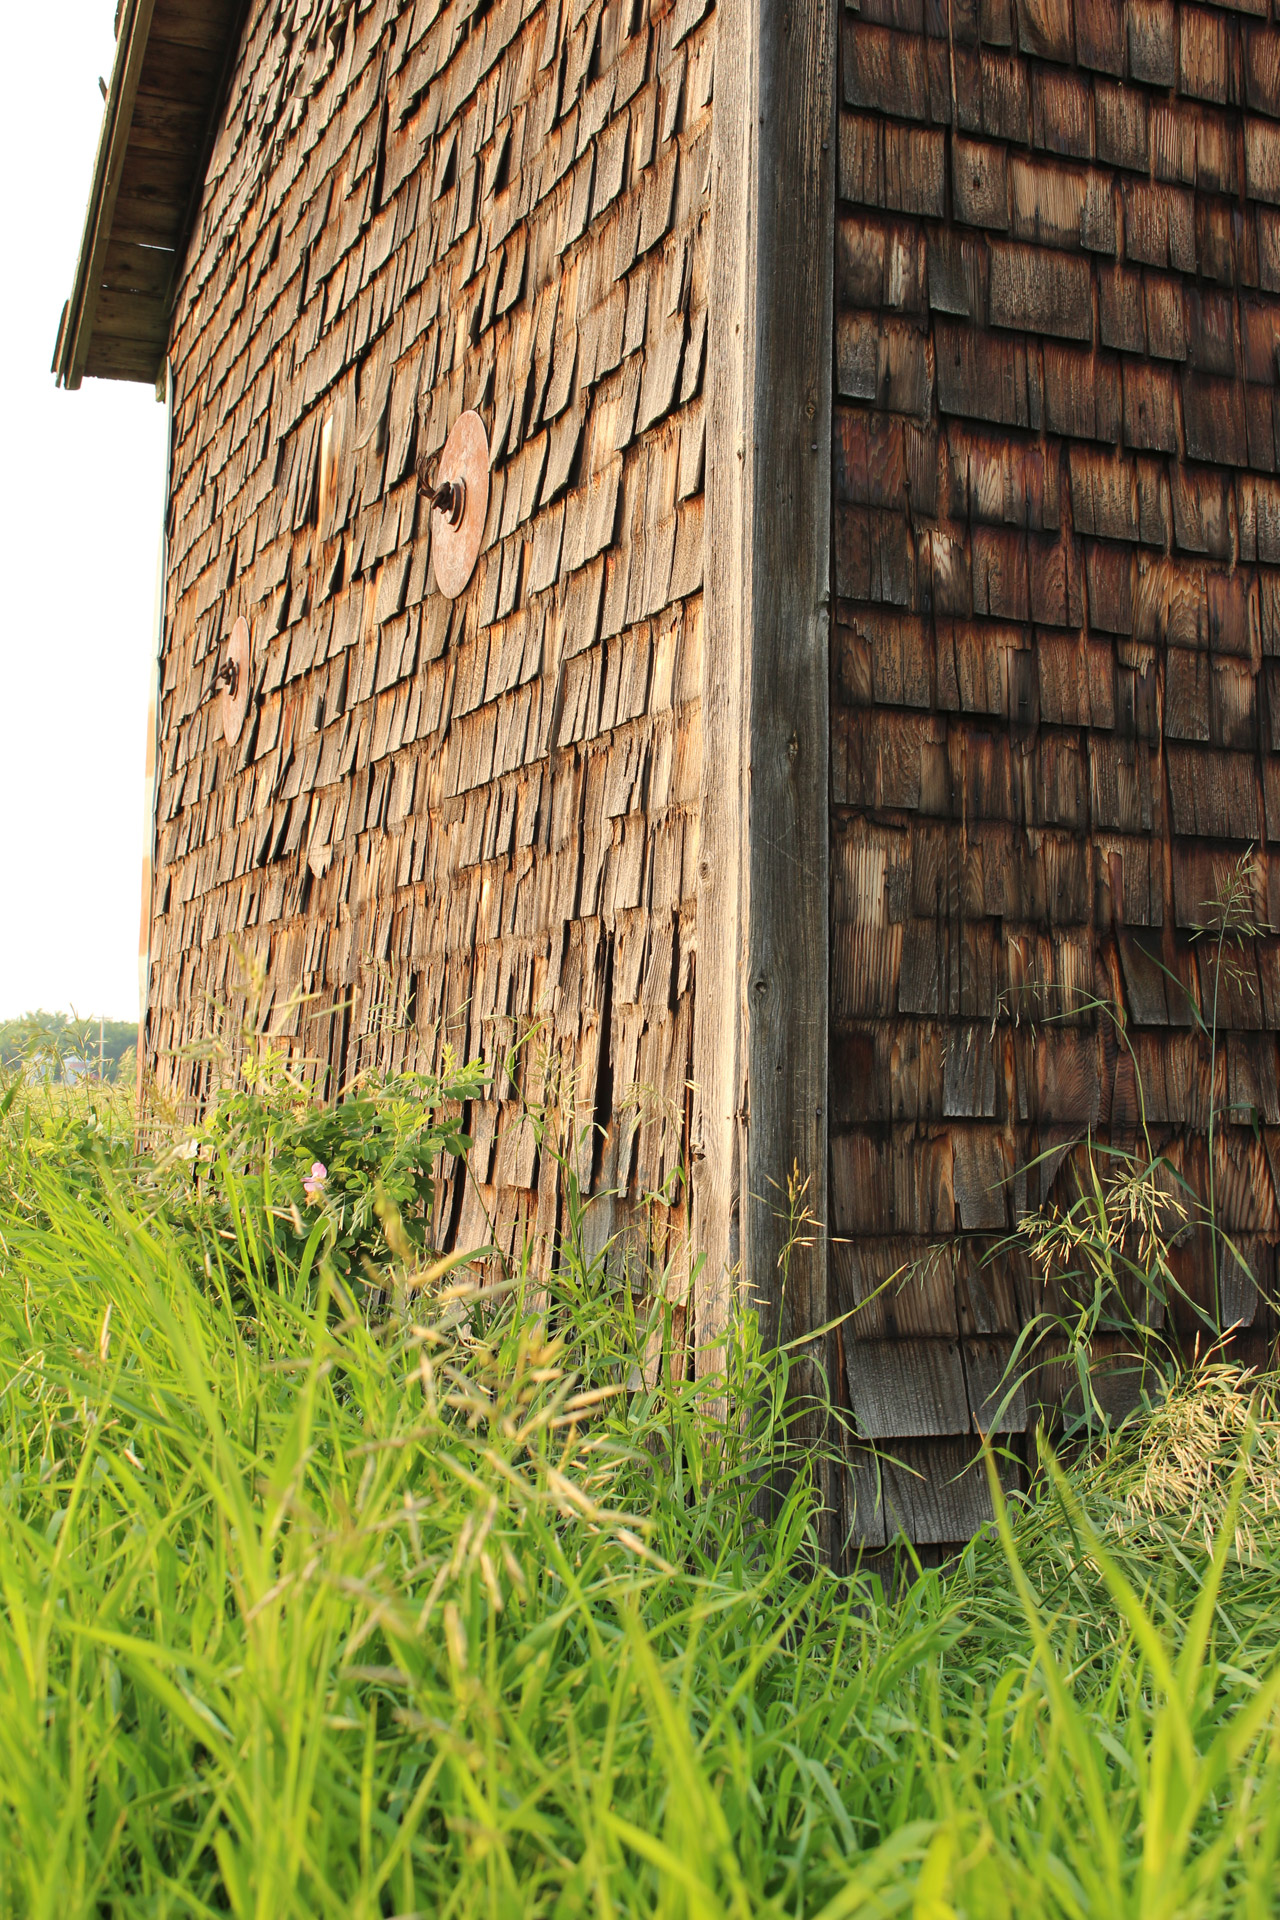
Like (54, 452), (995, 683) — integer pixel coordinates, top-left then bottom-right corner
(1, 1062), (1279, 1917)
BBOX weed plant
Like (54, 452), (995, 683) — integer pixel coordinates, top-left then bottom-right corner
(1, 1068), (1279, 1916)
(935, 850), (1280, 1443)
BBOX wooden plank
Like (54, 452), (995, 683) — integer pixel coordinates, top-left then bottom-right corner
(136, 366), (175, 1118)
(138, 37), (229, 100)
(84, 339), (170, 382)
(846, 1337), (970, 1439)
(100, 236), (180, 300)
(117, 148), (207, 205)
(127, 91), (214, 154)
(832, 1237), (960, 1339)
(881, 1439), (1022, 1545)
(108, 196), (188, 250)
(86, 290), (171, 345)
(742, 0), (834, 1406)
(693, 0), (754, 1361)
(845, 1437), (1025, 1547)
(146, 0), (243, 55)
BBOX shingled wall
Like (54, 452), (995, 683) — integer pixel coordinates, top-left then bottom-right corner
(832, 0), (1280, 1550)
(147, 0), (712, 1273)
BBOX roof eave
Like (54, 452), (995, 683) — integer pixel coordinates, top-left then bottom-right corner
(54, 0), (161, 393)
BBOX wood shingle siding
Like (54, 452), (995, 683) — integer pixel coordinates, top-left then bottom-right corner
(832, 0), (1280, 1560)
(146, 0), (713, 1283)
(59, 0), (1280, 1554)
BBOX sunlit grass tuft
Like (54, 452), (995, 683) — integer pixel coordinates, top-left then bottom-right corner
(1, 1070), (1279, 1917)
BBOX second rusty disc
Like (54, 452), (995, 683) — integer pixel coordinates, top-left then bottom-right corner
(431, 410), (490, 599)
(220, 617), (252, 747)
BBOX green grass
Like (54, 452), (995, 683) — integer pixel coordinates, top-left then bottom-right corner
(1, 1069), (1279, 1917)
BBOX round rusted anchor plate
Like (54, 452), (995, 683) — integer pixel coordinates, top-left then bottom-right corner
(430, 410), (490, 599)
(220, 616), (252, 747)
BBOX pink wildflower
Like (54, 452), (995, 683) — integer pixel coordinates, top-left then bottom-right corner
(302, 1161), (328, 1201)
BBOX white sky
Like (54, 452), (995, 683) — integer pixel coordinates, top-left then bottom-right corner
(0, 3), (168, 1022)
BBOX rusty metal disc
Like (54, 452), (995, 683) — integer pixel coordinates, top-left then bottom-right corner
(220, 617), (252, 747)
(430, 410), (490, 599)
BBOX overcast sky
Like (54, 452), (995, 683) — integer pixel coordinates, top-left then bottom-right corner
(1, 3), (168, 1021)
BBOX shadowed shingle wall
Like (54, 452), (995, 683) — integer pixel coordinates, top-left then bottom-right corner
(148, 0), (711, 1273)
(832, 0), (1280, 1551)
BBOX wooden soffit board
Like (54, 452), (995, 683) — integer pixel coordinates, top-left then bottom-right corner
(53, 0), (247, 391)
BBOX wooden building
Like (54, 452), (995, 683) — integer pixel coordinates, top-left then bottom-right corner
(58, 0), (1280, 1555)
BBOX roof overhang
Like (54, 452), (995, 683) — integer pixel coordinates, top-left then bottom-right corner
(53, 0), (248, 392)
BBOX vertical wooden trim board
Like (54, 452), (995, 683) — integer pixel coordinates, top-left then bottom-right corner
(137, 360), (174, 1117)
(696, 0), (755, 1361)
(700, 0), (834, 1386)
(747, 0), (835, 1366)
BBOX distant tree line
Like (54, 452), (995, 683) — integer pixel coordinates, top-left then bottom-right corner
(0, 1011), (136, 1084)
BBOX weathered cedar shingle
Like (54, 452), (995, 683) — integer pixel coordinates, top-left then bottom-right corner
(146, 0), (708, 1302)
(832, 0), (1280, 1559)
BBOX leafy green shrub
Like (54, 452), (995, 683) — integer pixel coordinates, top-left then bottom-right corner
(175, 1043), (488, 1290)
